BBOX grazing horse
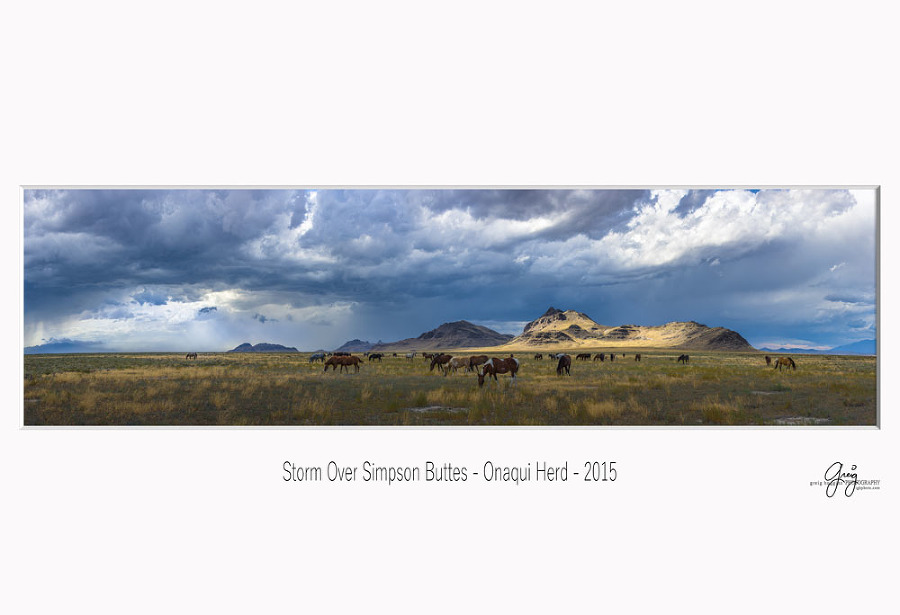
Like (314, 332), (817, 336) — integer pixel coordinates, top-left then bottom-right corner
(446, 356), (470, 375)
(576, 353), (591, 361)
(765, 355), (772, 366)
(677, 354), (689, 364)
(635, 353), (641, 362)
(185, 352), (197, 360)
(405, 352), (416, 361)
(534, 353), (543, 360)
(341, 356), (362, 373)
(467, 355), (489, 373)
(324, 355), (362, 373)
(556, 354), (571, 376)
(593, 353), (604, 362)
(429, 353), (452, 374)
(368, 353), (383, 362)
(477, 357), (520, 387)
(423, 352), (435, 360)
(773, 357), (796, 371)
(309, 352), (325, 363)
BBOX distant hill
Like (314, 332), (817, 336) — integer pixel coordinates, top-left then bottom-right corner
(334, 339), (374, 353)
(502, 307), (755, 351)
(758, 347), (825, 355)
(760, 339), (876, 356)
(24, 338), (106, 354)
(830, 339), (876, 355)
(371, 321), (514, 351)
(227, 342), (299, 353)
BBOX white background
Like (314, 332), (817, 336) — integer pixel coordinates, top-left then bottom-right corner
(3, 2), (897, 613)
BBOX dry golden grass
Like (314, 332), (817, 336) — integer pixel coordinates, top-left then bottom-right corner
(23, 349), (876, 426)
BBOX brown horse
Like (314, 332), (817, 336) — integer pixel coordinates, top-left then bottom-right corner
(467, 355), (489, 373)
(477, 357), (520, 387)
(556, 354), (571, 376)
(534, 353), (543, 360)
(635, 353), (641, 362)
(593, 353), (604, 362)
(324, 355), (362, 373)
(576, 353), (591, 361)
(773, 357), (796, 371)
(765, 355), (772, 366)
(429, 353), (452, 374)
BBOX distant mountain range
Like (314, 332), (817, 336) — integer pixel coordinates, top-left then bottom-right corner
(25, 315), (874, 357)
(368, 321), (514, 352)
(227, 342), (299, 353)
(24, 338), (106, 354)
(759, 339), (875, 356)
(335, 307), (756, 353)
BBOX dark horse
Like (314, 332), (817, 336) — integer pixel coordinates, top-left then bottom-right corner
(325, 355), (362, 373)
(477, 357), (520, 387)
(467, 355), (489, 373)
(534, 353), (543, 360)
(635, 353), (641, 362)
(593, 353), (604, 362)
(429, 353), (452, 374)
(368, 353), (383, 362)
(576, 353), (591, 361)
(765, 355), (772, 366)
(185, 352), (197, 360)
(556, 354), (571, 376)
(677, 354), (689, 364)
(773, 357), (796, 371)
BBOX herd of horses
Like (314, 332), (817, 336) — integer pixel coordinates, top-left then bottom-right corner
(181, 349), (800, 383)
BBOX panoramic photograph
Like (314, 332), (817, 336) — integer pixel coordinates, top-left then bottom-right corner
(23, 188), (877, 426)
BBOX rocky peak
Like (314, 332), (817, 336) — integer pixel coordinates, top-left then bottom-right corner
(524, 307), (585, 334)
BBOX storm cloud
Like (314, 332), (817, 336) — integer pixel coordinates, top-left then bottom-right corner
(23, 188), (877, 351)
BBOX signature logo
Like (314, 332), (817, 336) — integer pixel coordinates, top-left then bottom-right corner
(811, 463), (879, 497)
(824, 461), (858, 497)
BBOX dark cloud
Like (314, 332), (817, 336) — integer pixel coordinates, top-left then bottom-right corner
(23, 188), (877, 350)
(672, 189), (718, 216)
(411, 188), (649, 239)
(133, 288), (169, 305)
(823, 294), (872, 304)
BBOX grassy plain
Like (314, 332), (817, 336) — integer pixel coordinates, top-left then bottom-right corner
(23, 349), (877, 426)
